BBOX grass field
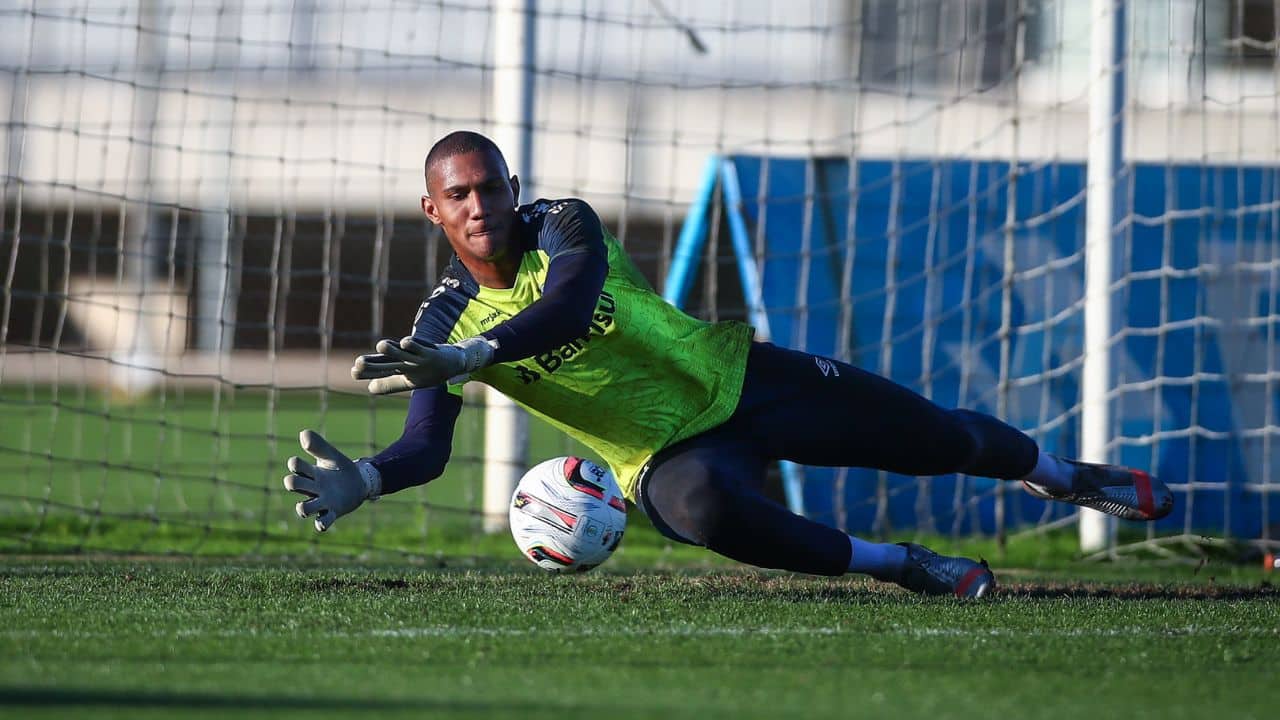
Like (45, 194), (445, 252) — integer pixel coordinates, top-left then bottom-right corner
(3, 387), (1279, 718)
(2, 555), (1277, 720)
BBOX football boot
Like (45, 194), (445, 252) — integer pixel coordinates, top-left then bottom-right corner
(1022, 457), (1173, 521)
(896, 542), (994, 598)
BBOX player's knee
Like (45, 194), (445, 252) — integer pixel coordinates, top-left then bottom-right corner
(945, 409), (985, 472)
(675, 475), (738, 547)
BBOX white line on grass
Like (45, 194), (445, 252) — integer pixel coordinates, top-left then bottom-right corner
(4, 625), (1278, 640)
(366, 625), (1280, 639)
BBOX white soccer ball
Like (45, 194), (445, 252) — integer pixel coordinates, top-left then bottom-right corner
(509, 456), (628, 572)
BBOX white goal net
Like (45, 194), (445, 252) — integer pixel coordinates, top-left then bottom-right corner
(1, 0), (1277, 560)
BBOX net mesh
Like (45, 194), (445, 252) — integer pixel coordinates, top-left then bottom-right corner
(1, 0), (1277, 559)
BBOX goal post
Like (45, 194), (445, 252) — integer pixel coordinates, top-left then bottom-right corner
(482, 0), (537, 535)
(1079, 0), (1126, 553)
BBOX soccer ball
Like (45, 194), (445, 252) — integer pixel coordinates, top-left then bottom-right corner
(509, 456), (628, 572)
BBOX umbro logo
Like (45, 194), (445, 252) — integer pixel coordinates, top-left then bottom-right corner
(815, 357), (839, 377)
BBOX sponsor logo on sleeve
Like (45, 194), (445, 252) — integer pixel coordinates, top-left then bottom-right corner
(413, 284), (452, 327)
(521, 199), (570, 222)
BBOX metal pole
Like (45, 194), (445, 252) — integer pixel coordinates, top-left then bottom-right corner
(483, 0), (536, 534)
(115, 0), (164, 394)
(196, 0), (241, 354)
(1081, 0), (1126, 552)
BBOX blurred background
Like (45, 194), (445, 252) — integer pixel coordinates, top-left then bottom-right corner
(1, 1), (1278, 561)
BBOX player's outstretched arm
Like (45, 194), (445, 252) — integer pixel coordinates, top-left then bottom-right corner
(352, 335), (495, 395)
(283, 387), (461, 532)
(282, 429), (382, 532)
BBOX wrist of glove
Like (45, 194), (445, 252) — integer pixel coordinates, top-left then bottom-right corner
(350, 335), (497, 395)
(282, 429), (383, 532)
(355, 459), (383, 501)
(453, 335), (498, 373)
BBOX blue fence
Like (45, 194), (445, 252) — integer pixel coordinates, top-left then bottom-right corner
(668, 155), (1280, 539)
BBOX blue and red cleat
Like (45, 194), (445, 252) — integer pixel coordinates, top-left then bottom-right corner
(1022, 457), (1173, 521)
(895, 543), (994, 598)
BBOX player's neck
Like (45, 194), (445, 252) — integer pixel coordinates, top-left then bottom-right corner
(461, 256), (520, 289)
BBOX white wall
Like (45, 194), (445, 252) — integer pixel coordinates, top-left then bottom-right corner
(2, 0), (1277, 217)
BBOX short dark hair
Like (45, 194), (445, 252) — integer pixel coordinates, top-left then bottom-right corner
(423, 131), (508, 191)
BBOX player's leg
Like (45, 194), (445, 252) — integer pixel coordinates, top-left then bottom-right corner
(735, 342), (1037, 479)
(734, 343), (1171, 520)
(637, 431), (851, 576)
(636, 431), (993, 596)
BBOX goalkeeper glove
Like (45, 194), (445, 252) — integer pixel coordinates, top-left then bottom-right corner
(351, 335), (496, 395)
(282, 429), (382, 532)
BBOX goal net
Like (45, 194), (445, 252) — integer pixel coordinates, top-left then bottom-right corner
(1, 1), (1277, 561)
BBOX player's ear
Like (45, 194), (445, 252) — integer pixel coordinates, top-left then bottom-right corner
(509, 175), (520, 203)
(421, 195), (442, 225)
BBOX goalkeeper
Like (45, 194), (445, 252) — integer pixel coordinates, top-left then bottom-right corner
(284, 131), (1173, 598)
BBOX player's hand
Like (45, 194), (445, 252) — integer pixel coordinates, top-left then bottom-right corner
(351, 336), (495, 395)
(282, 429), (381, 532)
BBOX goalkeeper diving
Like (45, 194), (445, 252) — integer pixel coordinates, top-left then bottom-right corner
(283, 131), (1173, 597)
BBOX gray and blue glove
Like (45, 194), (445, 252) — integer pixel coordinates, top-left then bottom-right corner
(282, 429), (381, 532)
(351, 335), (496, 395)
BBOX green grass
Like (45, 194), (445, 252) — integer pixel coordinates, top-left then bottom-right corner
(0, 558), (1276, 720)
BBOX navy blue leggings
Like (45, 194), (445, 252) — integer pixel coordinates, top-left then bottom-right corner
(635, 342), (1038, 576)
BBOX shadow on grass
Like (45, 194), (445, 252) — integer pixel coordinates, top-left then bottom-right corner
(996, 581), (1278, 600)
(0, 686), (491, 712)
(285, 571), (1278, 604)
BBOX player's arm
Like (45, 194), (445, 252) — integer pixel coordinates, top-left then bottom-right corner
(479, 199), (608, 364)
(286, 288), (470, 530)
(365, 385), (461, 493)
(353, 199), (609, 393)
(281, 386), (462, 532)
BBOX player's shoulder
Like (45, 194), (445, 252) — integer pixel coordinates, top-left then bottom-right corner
(429, 258), (480, 300)
(412, 259), (479, 342)
(517, 197), (606, 258)
(517, 197), (598, 228)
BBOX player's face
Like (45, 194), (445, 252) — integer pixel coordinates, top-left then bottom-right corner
(421, 150), (521, 271)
